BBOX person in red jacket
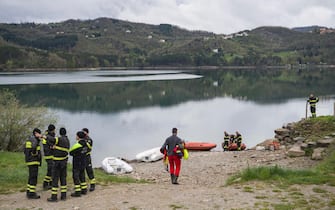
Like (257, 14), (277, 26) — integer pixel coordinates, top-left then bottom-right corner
(160, 128), (184, 184)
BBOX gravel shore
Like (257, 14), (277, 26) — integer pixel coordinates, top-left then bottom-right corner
(1, 149), (334, 210)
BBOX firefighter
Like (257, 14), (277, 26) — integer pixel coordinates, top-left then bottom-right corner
(70, 131), (88, 197)
(47, 127), (70, 202)
(42, 124), (56, 190)
(82, 128), (96, 192)
(235, 131), (242, 151)
(24, 128), (42, 199)
(307, 94), (319, 118)
(222, 131), (230, 151)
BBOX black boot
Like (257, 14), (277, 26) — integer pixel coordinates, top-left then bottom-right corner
(170, 174), (175, 184)
(28, 192), (40, 199)
(26, 190), (29, 198)
(47, 194), (58, 202)
(71, 191), (81, 197)
(81, 189), (87, 195)
(173, 176), (179, 185)
(61, 192), (66, 201)
(89, 184), (95, 192)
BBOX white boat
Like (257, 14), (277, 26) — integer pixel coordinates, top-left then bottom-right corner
(101, 157), (133, 174)
(135, 147), (164, 162)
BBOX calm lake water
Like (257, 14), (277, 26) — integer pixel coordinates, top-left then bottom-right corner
(1, 68), (335, 166)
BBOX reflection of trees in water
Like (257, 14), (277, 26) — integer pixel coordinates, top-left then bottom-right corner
(3, 68), (335, 112)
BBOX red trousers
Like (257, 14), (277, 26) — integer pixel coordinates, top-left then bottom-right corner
(168, 155), (181, 176)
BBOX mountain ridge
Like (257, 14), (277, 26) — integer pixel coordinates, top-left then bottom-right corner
(0, 17), (334, 70)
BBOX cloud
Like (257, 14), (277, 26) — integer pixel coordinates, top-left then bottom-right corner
(0, 0), (334, 34)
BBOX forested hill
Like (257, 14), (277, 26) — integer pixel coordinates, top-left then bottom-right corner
(0, 17), (334, 70)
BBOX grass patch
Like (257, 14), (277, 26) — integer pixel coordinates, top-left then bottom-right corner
(289, 191), (304, 197)
(0, 151), (143, 194)
(168, 204), (185, 209)
(226, 165), (327, 186)
(243, 186), (254, 193)
(312, 187), (328, 194)
(255, 195), (268, 199)
(293, 116), (335, 141)
(329, 198), (335, 206)
(272, 203), (295, 210)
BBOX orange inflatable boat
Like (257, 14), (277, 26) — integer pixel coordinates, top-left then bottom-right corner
(184, 142), (217, 151)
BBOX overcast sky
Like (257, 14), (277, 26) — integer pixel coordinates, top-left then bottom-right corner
(0, 0), (334, 34)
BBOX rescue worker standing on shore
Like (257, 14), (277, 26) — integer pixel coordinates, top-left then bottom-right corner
(222, 131), (230, 151)
(47, 127), (70, 202)
(307, 94), (319, 118)
(82, 128), (96, 192)
(42, 124), (56, 190)
(24, 128), (43, 199)
(160, 127), (184, 185)
(70, 131), (88, 197)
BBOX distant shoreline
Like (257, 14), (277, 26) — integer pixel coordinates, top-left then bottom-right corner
(3, 64), (335, 72)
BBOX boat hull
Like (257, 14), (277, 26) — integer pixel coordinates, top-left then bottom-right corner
(101, 157), (133, 174)
(135, 147), (164, 162)
(184, 142), (217, 151)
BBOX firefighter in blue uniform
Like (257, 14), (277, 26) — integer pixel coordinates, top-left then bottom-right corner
(24, 128), (42, 199)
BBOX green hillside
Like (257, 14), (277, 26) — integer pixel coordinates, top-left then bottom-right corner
(0, 18), (334, 70)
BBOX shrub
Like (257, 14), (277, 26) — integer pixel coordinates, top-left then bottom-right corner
(0, 90), (56, 151)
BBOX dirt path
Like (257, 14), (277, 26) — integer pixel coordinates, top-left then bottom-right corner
(0, 150), (334, 210)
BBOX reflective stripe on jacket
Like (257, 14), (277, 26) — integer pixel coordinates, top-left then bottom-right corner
(53, 136), (70, 161)
(308, 97), (319, 107)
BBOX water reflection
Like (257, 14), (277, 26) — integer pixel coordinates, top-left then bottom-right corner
(1, 68), (335, 167)
(54, 96), (335, 166)
(2, 68), (335, 113)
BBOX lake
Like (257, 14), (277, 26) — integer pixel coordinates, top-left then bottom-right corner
(1, 68), (335, 166)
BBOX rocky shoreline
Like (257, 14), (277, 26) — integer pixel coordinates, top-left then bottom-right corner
(255, 122), (335, 160)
